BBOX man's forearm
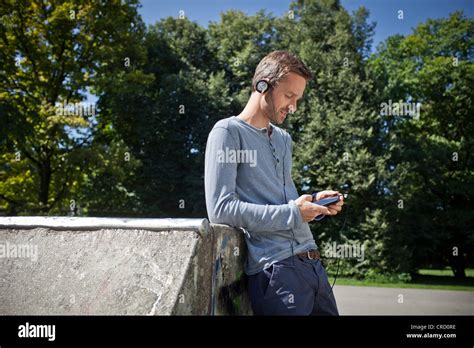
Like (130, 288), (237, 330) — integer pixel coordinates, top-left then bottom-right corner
(206, 194), (302, 233)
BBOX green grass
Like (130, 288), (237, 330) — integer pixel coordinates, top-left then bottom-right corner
(329, 268), (474, 292)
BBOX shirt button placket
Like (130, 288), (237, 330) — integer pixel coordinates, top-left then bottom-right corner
(269, 139), (280, 172)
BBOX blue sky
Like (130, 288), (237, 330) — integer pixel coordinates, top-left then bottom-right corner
(138, 0), (473, 50)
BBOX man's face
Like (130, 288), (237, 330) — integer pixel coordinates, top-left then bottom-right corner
(262, 72), (307, 124)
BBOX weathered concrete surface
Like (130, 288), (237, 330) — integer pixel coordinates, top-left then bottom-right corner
(176, 223), (251, 315)
(0, 217), (251, 315)
(209, 224), (252, 315)
(333, 285), (474, 315)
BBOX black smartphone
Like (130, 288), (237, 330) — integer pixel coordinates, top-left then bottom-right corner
(311, 194), (343, 221)
(311, 194), (341, 206)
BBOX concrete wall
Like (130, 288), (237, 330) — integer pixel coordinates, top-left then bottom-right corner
(0, 217), (252, 315)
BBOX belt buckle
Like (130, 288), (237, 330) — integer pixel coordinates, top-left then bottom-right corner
(307, 250), (315, 260)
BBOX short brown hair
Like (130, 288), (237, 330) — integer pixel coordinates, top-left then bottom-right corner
(252, 50), (313, 91)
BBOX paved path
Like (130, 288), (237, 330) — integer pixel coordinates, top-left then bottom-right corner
(333, 285), (474, 315)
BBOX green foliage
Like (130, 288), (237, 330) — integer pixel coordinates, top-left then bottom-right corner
(0, 0), (144, 215)
(367, 11), (474, 277)
(364, 270), (412, 284)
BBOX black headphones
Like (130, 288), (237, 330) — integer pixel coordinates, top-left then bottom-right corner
(255, 79), (271, 94)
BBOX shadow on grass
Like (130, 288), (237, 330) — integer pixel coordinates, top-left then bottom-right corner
(410, 273), (474, 288)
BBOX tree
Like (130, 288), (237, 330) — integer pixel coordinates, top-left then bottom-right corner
(368, 11), (474, 277)
(0, 0), (144, 215)
(95, 16), (232, 217)
(207, 9), (281, 106)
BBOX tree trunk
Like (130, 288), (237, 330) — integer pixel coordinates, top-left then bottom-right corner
(450, 255), (466, 279)
(38, 158), (52, 214)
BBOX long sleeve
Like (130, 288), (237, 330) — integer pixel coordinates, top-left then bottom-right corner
(204, 127), (302, 233)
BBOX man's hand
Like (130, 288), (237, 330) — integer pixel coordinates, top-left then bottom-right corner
(295, 194), (332, 223)
(315, 190), (344, 215)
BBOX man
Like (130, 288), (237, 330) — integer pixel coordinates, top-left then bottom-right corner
(204, 50), (344, 315)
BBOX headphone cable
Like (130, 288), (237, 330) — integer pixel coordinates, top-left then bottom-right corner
(331, 203), (349, 290)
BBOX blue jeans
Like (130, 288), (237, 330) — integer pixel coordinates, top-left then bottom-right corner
(247, 254), (339, 315)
